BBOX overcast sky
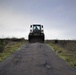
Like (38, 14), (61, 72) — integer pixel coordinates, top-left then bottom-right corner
(0, 0), (76, 40)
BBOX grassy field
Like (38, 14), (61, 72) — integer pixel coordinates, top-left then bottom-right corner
(0, 38), (26, 62)
(46, 40), (76, 69)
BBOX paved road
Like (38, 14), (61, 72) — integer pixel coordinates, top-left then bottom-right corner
(0, 43), (76, 75)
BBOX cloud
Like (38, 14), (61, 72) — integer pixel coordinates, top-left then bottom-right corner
(0, 0), (76, 40)
(0, 6), (46, 39)
(0, 7), (29, 38)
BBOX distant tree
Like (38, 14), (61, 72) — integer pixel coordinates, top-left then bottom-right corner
(0, 39), (4, 52)
(54, 39), (58, 44)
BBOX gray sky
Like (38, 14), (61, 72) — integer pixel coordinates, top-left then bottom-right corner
(0, 0), (76, 40)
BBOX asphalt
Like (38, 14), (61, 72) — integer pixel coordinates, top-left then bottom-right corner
(0, 43), (76, 75)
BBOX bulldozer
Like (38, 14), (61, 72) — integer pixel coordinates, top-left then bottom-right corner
(28, 24), (45, 43)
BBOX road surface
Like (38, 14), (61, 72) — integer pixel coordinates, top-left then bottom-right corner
(0, 43), (76, 75)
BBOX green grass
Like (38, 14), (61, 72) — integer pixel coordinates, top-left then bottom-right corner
(48, 43), (76, 69)
(0, 41), (26, 62)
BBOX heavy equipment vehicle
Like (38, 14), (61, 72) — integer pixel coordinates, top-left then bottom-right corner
(28, 24), (45, 43)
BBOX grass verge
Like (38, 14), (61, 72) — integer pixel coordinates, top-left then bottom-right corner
(0, 41), (26, 62)
(48, 43), (76, 69)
